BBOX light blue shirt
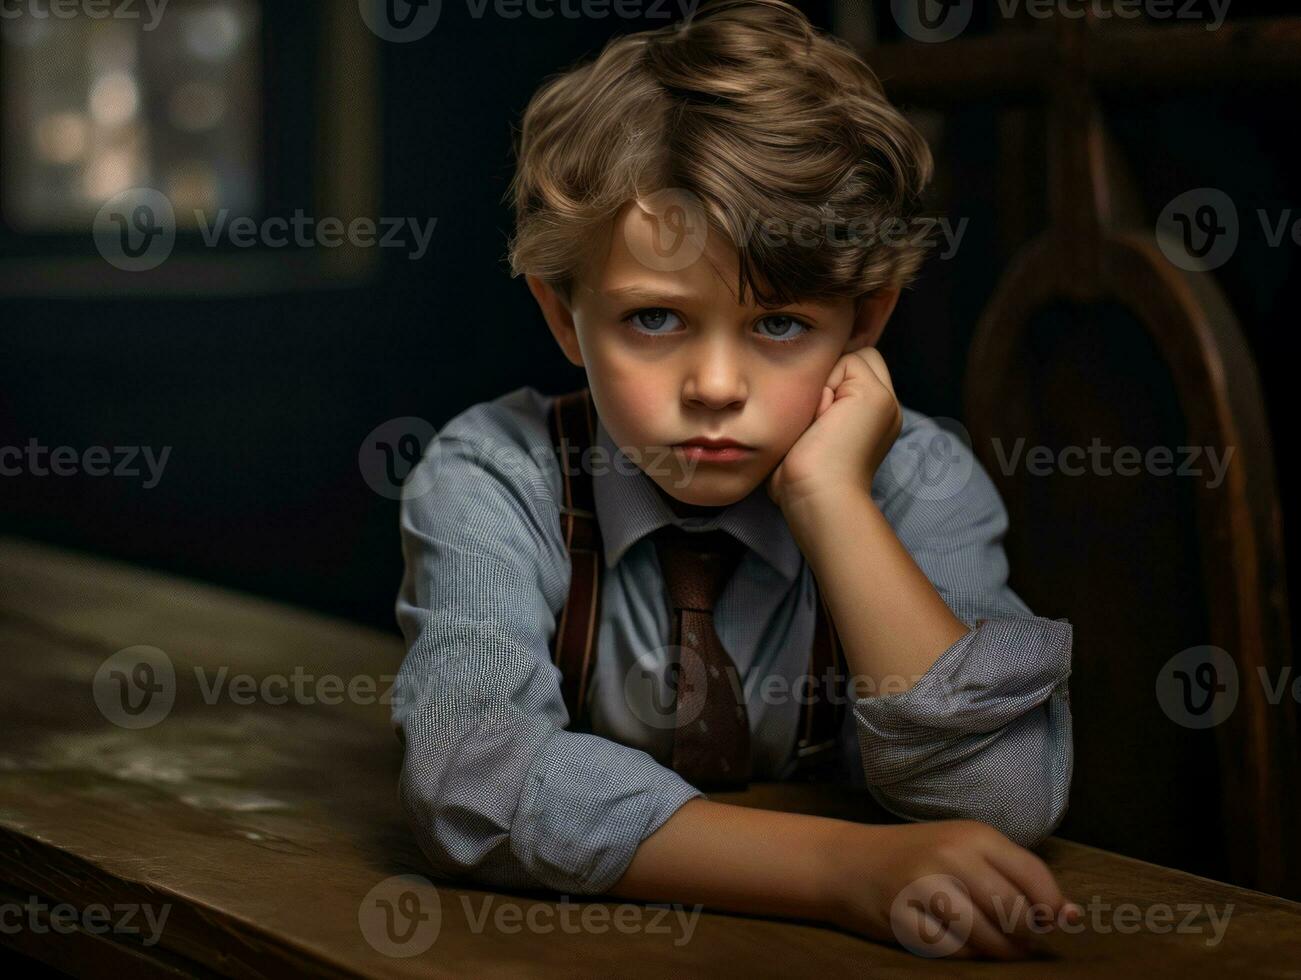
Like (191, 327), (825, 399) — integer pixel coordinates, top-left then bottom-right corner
(392, 385), (1073, 894)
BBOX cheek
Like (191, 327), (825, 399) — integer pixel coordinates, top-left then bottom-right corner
(762, 371), (828, 442)
(587, 358), (668, 446)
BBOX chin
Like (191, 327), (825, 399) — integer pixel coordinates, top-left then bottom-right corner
(653, 474), (757, 511)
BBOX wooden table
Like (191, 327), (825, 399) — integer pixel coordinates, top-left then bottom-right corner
(2, 536), (1299, 978)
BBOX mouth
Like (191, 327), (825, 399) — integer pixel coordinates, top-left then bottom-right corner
(672, 437), (755, 463)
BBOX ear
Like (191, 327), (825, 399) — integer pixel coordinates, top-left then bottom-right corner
(526, 275), (584, 367)
(844, 287), (901, 353)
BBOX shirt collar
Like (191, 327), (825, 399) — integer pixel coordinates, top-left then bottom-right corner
(590, 413), (803, 583)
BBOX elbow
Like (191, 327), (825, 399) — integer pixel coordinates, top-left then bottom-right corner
(395, 720), (631, 896)
(398, 761), (492, 881)
(984, 790), (1068, 849)
(395, 701), (545, 890)
(967, 737), (1074, 848)
(868, 780), (1069, 850)
(398, 757), (546, 892)
(863, 734), (1073, 850)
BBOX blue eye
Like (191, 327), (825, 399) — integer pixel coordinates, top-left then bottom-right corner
(756, 315), (811, 342)
(620, 308), (814, 343)
(625, 308), (683, 335)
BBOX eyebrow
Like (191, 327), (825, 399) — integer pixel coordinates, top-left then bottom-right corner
(602, 284), (836, 317)
(601, 284), (700, 305)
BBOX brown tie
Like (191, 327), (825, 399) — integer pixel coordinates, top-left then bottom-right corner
(651, 524), (751, 790)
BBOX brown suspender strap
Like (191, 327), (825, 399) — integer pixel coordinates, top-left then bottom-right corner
(547, 387), (603, 731)
(791, 585), (848, 779)
(547, 385), (848, 780)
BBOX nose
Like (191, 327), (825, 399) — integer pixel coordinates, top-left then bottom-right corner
(682, 336), (747, 411)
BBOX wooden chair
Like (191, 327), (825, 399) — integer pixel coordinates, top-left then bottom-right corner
(871, 13), (1299, 896)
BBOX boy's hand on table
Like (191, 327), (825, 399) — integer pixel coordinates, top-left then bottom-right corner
(766, 347), (902, 513)
(825, 819), (1083, 960)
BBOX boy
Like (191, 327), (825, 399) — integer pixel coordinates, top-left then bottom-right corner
(392, 0), (1078, 959)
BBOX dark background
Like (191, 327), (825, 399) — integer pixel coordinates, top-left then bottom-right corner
(1, 0), (1296, 649)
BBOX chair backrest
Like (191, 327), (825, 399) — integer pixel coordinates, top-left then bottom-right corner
(964, 74), (1297, 896)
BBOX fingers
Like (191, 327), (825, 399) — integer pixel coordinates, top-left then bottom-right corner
(816, 385), (834, 419)
(983, 838), (1072, 919)
(890, 875), (1030, 961)
(825, 347), (896, 402)
(850, 346), (897, 398)
(962, 900), (1032, 960)
(965, 862), (1048, 954)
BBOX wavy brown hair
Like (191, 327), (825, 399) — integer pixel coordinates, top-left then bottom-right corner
(503, 0), (935, 311)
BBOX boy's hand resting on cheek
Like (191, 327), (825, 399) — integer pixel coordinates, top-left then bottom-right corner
(767, 347), (903, 512)
(826, 819), (1083, 960)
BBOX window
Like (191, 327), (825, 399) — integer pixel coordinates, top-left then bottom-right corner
(1, 0), (260, 231)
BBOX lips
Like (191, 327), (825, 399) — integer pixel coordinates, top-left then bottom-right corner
(675, 437), (751, 449)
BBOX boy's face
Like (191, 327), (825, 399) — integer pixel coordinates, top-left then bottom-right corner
(528, 199), (900, 512)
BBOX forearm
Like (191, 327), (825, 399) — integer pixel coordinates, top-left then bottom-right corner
(783, 486), (969, 693)
(606, 797), (855, 924)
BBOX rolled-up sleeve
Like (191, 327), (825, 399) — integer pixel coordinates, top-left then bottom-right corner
(392, 416), (699, 895)
(853, 413), (1074, 847)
